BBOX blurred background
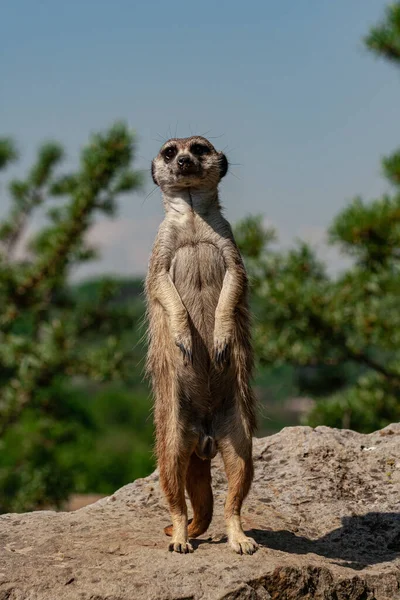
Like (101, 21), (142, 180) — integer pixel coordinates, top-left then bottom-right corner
(1, 0), (400, 513)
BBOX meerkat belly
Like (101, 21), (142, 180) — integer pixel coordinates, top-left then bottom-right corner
(170, 242), (225, 348)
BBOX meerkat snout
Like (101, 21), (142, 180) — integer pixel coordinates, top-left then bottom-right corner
(177, 154), (197, 174)
(151, 136), (229, 189)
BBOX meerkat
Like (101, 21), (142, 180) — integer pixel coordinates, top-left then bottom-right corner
(145, 136), (257, 555)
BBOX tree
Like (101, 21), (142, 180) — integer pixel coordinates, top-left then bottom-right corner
(0, 123), (144, 511)
(236, 3), (400, 433)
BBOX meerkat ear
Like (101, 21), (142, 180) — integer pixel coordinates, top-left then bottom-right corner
(151, 160), (159, 186)
(218, 153), (229, 179)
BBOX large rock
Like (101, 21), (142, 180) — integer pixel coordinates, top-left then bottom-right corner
(1, 425), (400, 600)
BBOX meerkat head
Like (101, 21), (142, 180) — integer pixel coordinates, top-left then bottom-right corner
(151, 136), (228, 191)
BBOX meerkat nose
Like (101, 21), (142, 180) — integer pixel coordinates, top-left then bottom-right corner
(177, 155), (192, 167)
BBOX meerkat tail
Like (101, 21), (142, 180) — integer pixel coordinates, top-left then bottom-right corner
(164, 453), (213, 539)
(186, 454), (213, 537)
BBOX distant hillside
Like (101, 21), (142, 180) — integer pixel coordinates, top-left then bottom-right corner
(72, 276), (145, 306)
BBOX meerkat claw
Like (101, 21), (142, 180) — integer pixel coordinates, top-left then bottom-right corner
(214, 342), (230, 366)
(176, 342), (193, 365)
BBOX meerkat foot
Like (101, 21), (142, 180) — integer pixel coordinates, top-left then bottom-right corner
(167, 514), (193, 553)
(227, 516), (258, 555)
(228, 533), (258, 555)
(168, 540), (194, 554)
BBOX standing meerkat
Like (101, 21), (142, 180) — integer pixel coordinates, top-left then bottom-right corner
(145, 136), (257, 555)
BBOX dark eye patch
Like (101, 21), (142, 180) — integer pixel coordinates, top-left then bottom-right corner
(162, 145), (177, 161)
(190, 143), (211, 156)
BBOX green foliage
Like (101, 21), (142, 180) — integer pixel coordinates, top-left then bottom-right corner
(365, 3), (400, 63)
(70, 383), (154, 495)
(237, 202), (400, 432)
(237, 3), (400, 433)
(383, 150), (400, 186)
(0, 378), (155, 512)
(0, 124), (148, 512)
(0, 381), (89, 512)
(329, 196), (400, 267)
(308, 373), (400, 433)
(0, 138), (18, 169)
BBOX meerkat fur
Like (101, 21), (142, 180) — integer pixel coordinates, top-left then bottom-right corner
(145, 136), (258, 555)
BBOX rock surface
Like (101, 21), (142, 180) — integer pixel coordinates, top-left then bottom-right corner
(1, 425), (400, 600)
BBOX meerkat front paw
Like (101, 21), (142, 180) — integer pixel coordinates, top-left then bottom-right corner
(213, 330), (232, 366)
(174, 330), (193, 365)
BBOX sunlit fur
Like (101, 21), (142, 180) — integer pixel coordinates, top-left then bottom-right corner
(145, 136), (258, 555)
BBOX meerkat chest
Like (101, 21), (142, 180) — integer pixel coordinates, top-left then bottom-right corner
(170, 240), (225, 292)
(164, 209), (227, 291)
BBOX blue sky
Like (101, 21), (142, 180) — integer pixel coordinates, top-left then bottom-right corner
(1, 0), (398, 278)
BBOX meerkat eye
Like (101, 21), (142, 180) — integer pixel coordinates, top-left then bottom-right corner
(190, 144), (211, 156)
(162, 146), (177, 162)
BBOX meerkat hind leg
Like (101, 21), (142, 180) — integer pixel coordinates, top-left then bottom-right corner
(159, 433), (195, 553)
(168, 508), (193, 554)
(219, 433), (258, 555)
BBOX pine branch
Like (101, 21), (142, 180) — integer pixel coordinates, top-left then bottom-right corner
(299, 307), (400, 385)
(0, 142), (64, 260)
(0, 138), (18, 170)
(365, 3), (400, 63)
(382, 150), (400, 186)
(5, 123), (139, 315)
